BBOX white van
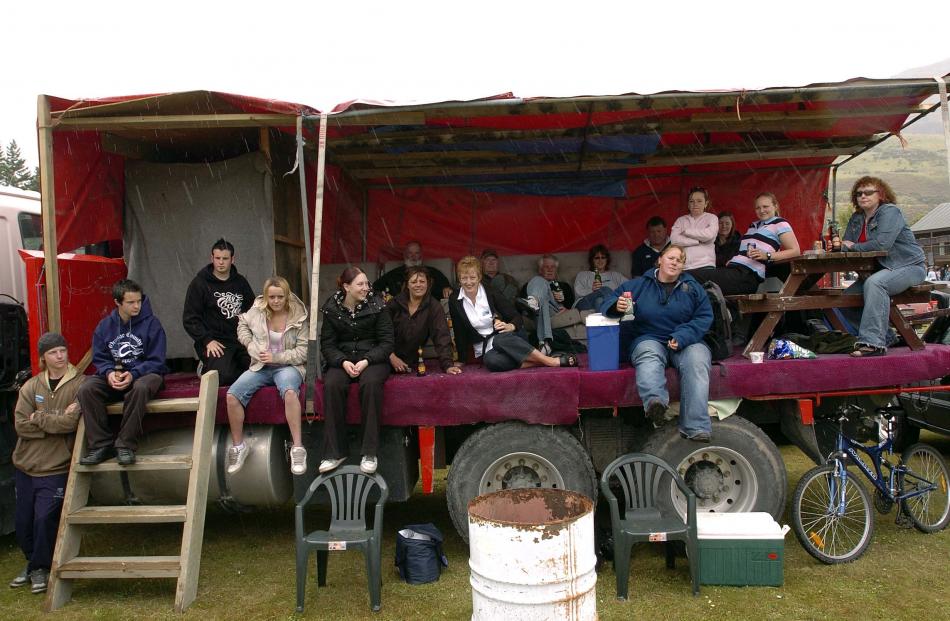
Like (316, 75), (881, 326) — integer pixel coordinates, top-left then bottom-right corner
(0, 185), (41, 311)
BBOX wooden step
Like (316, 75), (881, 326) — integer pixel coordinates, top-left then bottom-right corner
(68, 505), (187, 524)
(57, 556), (181, 579)
(106, 397), (200, 414)
(73, 454), (192, 473)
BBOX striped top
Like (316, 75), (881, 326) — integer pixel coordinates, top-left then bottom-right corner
(727, 216), (794, 280)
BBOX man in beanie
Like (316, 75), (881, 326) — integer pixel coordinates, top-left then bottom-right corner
(182, 238), (255, 385)
(10, 332), (84, 594)
(77, 279), (167, 466)
(480, 249), (520, 304)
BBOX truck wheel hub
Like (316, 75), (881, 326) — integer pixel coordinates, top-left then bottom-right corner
(478, 452), (565, 494)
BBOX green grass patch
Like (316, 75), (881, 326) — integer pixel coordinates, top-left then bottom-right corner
(2, 433), (948, 619)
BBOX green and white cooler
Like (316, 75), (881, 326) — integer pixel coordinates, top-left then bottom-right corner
(696, 512), (790, 586)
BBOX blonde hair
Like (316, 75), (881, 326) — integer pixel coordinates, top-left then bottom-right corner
(262, 276), (292, 319)
(754, 192), (781, 216)
(456, 256), (482, 280)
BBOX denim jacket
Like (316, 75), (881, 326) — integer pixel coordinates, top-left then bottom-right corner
(842, 203), (925, 270)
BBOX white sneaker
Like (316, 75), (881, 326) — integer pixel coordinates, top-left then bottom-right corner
(360, 455), (378, 474)
(526, 296), (540, 311)
(318, 457), (346, 474)
(226, 442), (249, 475)
(290, 446), (308, 476)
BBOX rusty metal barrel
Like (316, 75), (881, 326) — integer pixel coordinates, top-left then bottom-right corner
(467, 488), (597, 620)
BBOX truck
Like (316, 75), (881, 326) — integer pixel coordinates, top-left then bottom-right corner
(0, 185), (41, 534)
(22, 77), (950, 541)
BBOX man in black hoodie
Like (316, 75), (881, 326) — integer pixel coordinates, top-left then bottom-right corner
(182, 239), (255, 385)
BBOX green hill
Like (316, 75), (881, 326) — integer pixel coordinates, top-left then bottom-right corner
(832, 134), (950, 226)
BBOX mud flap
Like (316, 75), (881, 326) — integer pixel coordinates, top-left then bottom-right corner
(779, 400), (823, 465)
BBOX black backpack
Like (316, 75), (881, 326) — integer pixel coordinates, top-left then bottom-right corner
(701, 281), (732, 361)
(394, 523), (448, 585)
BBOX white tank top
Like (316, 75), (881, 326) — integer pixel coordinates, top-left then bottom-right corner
(268, 329), (284, 354)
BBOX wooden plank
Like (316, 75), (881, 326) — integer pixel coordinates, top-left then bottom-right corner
(737, 290), (932, 313)
(106, 397), (200, 415)
(73, 454), (192, 473)
(890, 305), (925, 351)
(344, 146), (858, 179)
(45, 417), (90, 611)
(68, 505), (187, 524)
(275, 234), (306, 249)
(57, 556), (181, 579)
(37, 95), (61, 333)
(55, 113), (298, 131)
(175, 370), (219, 613)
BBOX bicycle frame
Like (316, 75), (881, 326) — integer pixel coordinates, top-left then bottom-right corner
(829, 418), (938, 505)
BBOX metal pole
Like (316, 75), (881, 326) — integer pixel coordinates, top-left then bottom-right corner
(36, 95), (61, 333)
(296, 116), (312, 279)
(934, 76), (950, 187)
(306, 114), (328, 382)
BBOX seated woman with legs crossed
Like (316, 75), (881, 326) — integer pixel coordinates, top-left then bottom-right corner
(450, 256), (577, 371)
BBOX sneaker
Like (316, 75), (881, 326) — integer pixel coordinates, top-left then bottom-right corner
(29, 569), (48, 594)
(9, 566), (29, 588)
(318, 457), (346, 474)
(360, 455), (378, 474)
(290, 446), (308, 476)
(226, 442), (249, 475)
(679, 430), (711, 443)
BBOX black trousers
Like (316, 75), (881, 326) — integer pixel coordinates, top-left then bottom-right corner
(14, 470), (67, 572)
(689, 265), (761, 296)
(483, 332), (535, 372)
(195, 341), (250, 386)
(78, 373), (163, 451)
(321, 363), (391, 459)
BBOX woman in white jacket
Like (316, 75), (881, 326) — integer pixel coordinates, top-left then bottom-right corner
(224, 276), (309, 476)
(670, 187), (719, 270)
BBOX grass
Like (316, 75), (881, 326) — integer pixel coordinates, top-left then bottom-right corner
(2, 432), (949, 620)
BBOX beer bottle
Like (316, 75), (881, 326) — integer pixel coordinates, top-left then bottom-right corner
(831, 222), (842, 252)
(416, 347), (426, 377)
(446, 316), (459, 362)
(594, 269), (602, 286)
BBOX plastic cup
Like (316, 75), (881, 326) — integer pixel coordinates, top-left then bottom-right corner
(750, 352), (764, 364)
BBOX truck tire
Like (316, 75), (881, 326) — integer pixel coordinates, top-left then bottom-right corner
(641, 416), (786, 520)
(447, 422), (597, 543)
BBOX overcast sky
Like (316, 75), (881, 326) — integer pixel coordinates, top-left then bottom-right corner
(3, 1), (949, 167)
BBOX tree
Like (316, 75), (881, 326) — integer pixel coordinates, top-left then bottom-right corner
(0, 139), (37, 190)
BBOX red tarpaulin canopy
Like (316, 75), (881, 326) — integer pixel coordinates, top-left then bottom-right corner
(42, 78), (944, 264)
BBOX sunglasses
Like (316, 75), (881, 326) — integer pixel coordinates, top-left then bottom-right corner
(592, 255), (608, 260)
(855, 189), (878, 197)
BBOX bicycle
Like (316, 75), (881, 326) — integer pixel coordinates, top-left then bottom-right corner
(791, 403), (950, 564)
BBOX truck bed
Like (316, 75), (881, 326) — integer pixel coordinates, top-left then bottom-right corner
(150, 344), (950, 427)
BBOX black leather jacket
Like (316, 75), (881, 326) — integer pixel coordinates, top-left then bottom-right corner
(320, 292), (394, 369)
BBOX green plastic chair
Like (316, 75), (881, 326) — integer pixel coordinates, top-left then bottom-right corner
(600, 452), (700, 600)
(295, 466), (389, 613)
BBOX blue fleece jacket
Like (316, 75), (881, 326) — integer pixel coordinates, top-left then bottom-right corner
(91, 296), (168, 379)
(599, 269), (713, 358)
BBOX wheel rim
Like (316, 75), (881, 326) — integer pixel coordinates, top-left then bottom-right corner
(902, 449), (950, 528)
(672, 446), (758, 515)
(797, 469), (871, 560)
(478, 452), (566, 495)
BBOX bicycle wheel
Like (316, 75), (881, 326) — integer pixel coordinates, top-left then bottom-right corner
(792, 464), (874, 564)
(900, 443), (950, 533)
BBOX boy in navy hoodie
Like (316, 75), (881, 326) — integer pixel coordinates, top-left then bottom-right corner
(77, 279), (168, 466)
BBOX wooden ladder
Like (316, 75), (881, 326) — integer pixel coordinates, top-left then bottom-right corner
(45, 371), (219, 613)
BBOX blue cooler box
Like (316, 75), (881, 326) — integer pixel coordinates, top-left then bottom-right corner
(585, 313), (620, 371)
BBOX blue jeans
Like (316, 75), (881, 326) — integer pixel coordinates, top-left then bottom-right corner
(526, 276), (563, 342)
(632, 339), (711, 436)
(574, 288), (613, 311)
(227, 365), (303, 407)
(844, 264), (926, 348)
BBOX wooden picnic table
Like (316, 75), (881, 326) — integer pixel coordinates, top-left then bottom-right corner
(732, 251), (934, 358)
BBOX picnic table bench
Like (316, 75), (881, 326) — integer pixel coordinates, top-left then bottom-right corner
(725, 251), (936, 358)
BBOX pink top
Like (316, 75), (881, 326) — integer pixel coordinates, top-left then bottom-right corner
(670, 212), (719, 269)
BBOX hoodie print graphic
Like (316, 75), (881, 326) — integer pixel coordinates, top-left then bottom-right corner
(215, 291), (245, 319)
(108, 330), (145, 365)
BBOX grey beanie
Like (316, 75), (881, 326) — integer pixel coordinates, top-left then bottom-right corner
(37, 332), (68, 357)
